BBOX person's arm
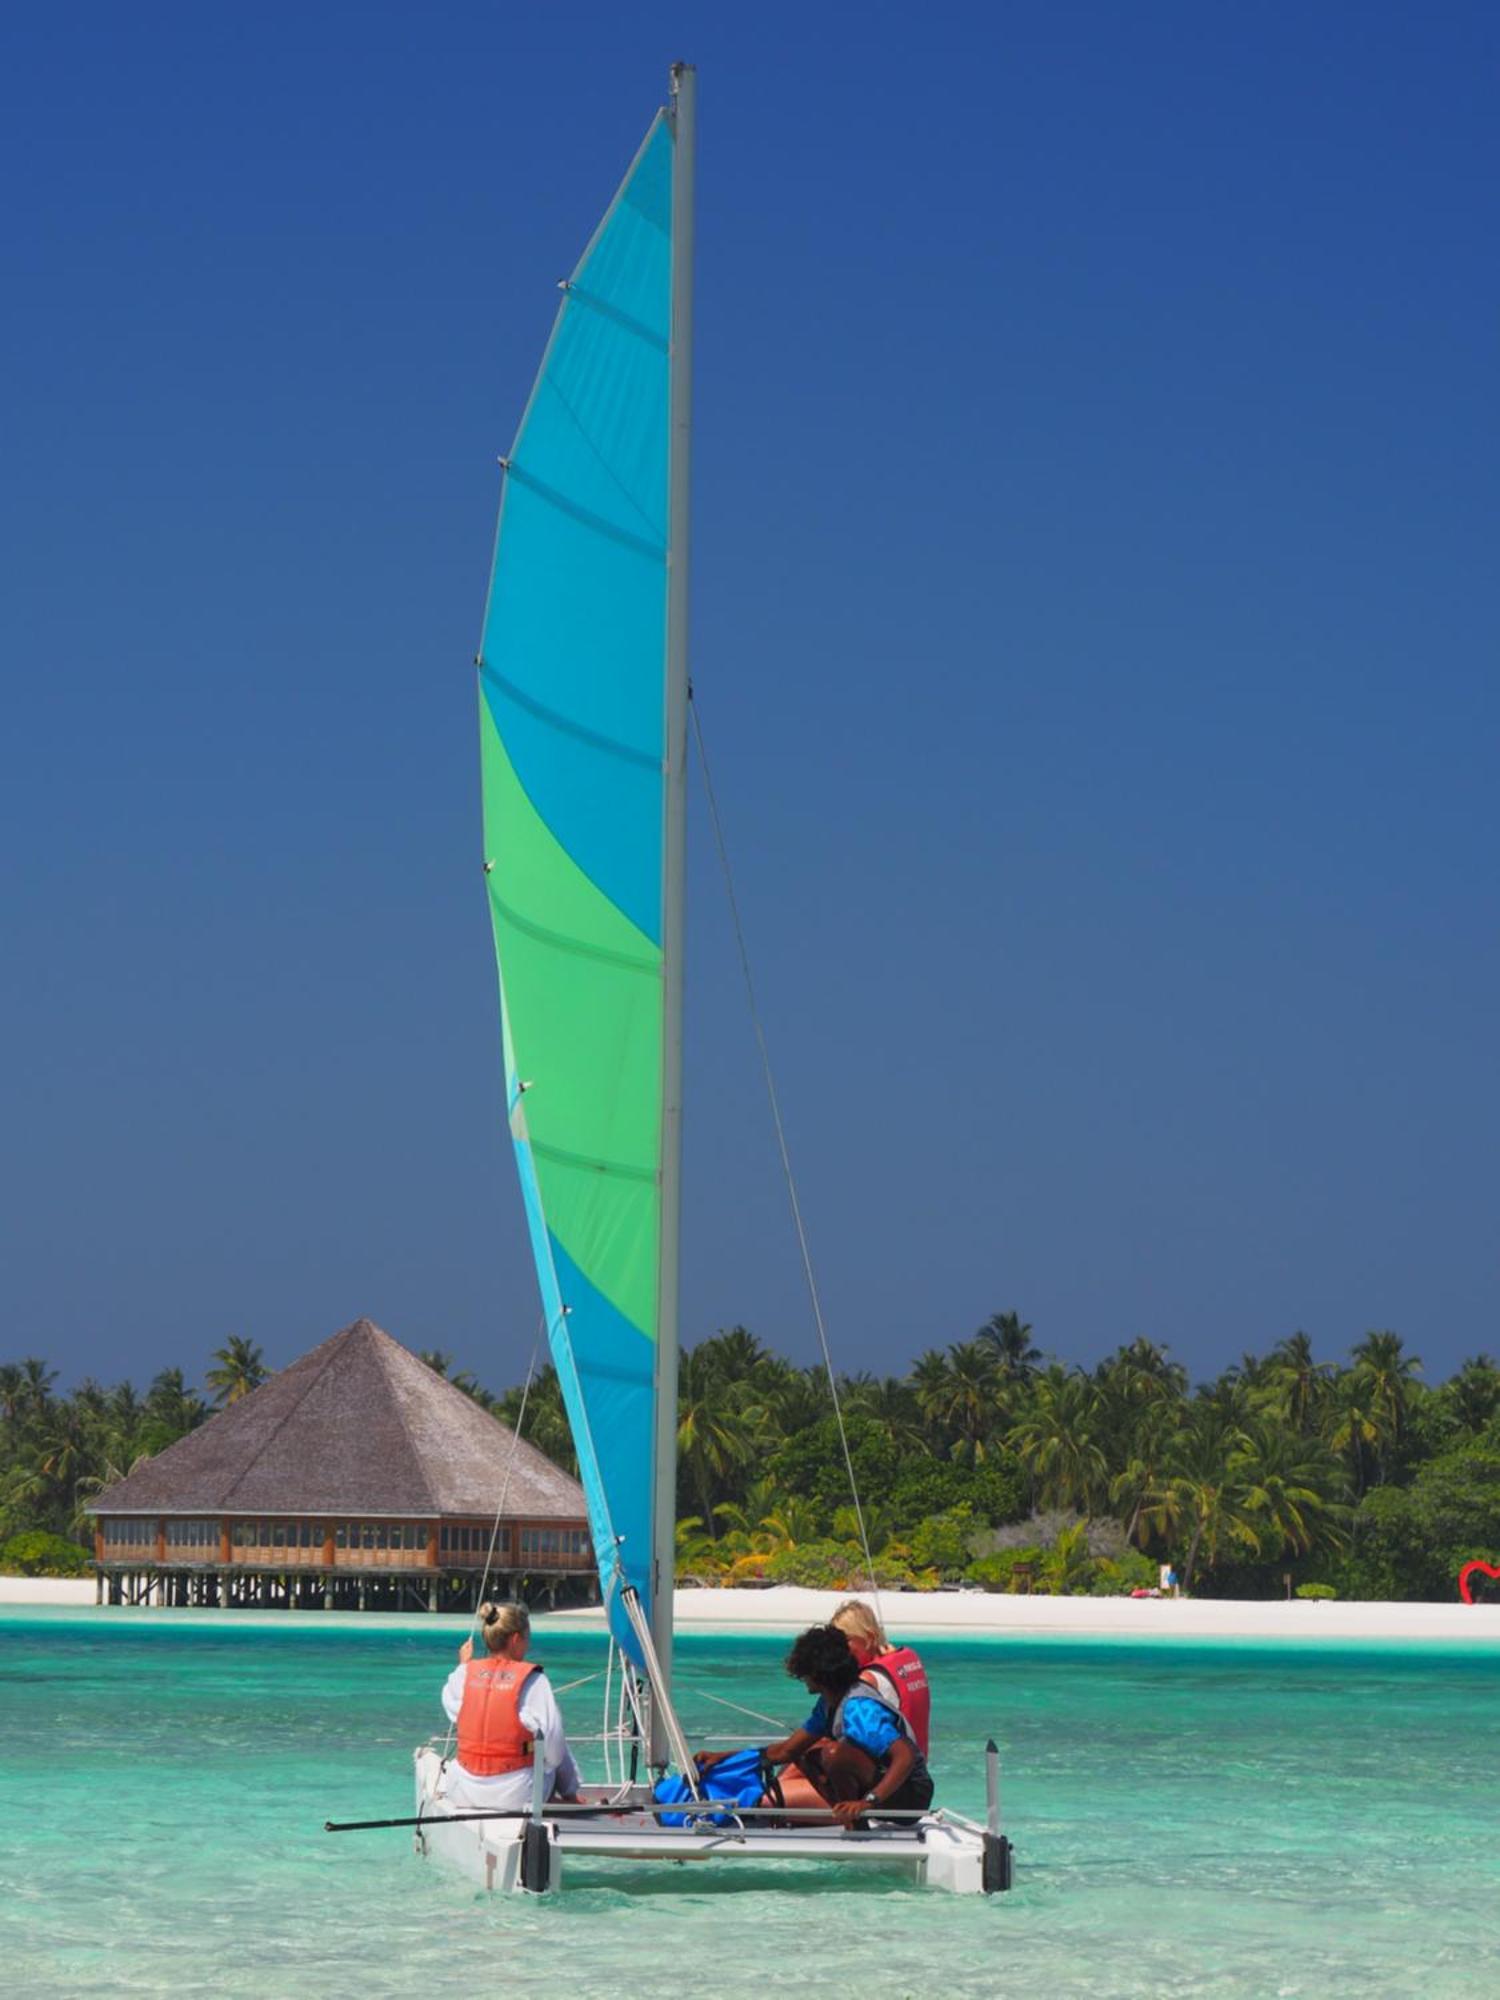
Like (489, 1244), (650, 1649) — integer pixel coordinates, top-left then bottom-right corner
(441, 1662), (467, 1724)
(519, 1674), (571, 1777)
(697, 1720), (817, 1774)
(699, 1692), (822, 1773)
(762, 1724), (819, 1768)
(831, 1734), (915, 1827)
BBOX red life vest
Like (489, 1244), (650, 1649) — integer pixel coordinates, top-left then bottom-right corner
(455, 1658), (540, 1777)
(863, 1645), (931, 1758)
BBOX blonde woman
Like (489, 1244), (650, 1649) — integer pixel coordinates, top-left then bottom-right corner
(831, 1599), (932, 1759)
(439, 1600), (582, 1811)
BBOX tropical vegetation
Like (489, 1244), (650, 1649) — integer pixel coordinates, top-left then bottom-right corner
(5, 1320), (1500, 1601)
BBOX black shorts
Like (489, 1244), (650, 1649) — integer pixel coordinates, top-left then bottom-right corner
(871, 1764), (934, 1818)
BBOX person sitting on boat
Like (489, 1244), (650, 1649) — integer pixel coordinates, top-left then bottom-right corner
(439, 1599), (582, 1812)
(697, 1623), (933, 1824)
(831, 1598), (932, 1760)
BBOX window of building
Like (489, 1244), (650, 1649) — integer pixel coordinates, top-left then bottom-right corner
(165, 1519), (217, 1549)
(103, 1518), (156, 1548)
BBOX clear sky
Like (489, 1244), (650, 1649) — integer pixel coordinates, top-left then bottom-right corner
(3, 2), (1495, 1393)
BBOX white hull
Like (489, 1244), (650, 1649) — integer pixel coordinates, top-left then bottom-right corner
(412, 1748), (995, 1895)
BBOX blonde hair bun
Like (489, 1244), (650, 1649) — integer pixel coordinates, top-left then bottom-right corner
(476, 1600), (531, 1651)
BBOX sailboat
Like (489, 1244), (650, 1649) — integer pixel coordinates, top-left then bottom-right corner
(410, 64), (1005, 1895)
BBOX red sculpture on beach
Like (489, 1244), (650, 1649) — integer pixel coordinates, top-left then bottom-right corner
(1458, 1560), (1500, 1605)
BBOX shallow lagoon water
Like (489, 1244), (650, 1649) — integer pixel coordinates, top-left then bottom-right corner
(3, 1607), (1498, 1997)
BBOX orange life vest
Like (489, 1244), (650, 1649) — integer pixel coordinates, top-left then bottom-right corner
(864, 1645), (931, 1758)
(455, 1657), (541, 1777)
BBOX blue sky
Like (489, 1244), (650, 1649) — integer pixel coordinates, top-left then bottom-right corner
(2, 2), (1495, 1393)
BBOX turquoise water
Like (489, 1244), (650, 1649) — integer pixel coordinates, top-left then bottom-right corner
(3, 1608), (1498, 1997)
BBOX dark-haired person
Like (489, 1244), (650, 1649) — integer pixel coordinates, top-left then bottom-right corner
(699, 1623), (933, 1824)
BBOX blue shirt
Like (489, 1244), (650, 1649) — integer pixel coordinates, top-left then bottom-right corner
(802, 1692), (903, 1761)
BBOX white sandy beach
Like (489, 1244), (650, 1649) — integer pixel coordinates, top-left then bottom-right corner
(9, 1572), (1495, 1641)
(0, 1577), (96, 1606)
(556, 1584), (1500, 1642)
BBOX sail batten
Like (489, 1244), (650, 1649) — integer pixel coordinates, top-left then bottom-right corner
(478, 106), (676, 1665)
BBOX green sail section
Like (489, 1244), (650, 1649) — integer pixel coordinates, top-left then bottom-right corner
(480, 696), (662, 1344)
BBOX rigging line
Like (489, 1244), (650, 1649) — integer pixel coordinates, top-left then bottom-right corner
(688, 695), (883, 1625)
(672, 1680), (789, 1731)
(549, 1670), (606, 1697)
(478, 1323), (543, 1605)
(443, 1325), (543, 1759)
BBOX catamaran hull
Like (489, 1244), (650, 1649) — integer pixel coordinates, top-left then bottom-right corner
(413, 1748), (992, 1894)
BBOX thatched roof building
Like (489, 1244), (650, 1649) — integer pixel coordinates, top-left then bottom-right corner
(89, 1317), (592, 1612)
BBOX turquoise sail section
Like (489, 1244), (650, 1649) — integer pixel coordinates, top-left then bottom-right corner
(479, 111), (673, 1664)
(485, 113), (672, 945)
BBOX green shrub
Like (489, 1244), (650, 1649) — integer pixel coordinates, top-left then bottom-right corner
(1086, 1549), (1159, 1596)
(905, 1504), (978, 1578)
(888, 1455), (1027, 1531)
(762, 1541), (864, 1589)
(965, 1546), (1043, 1593)
(1295, 1582), (1338, 1602)
(768, 1418), (901, 1511)
(0, 1530), (92, 1577)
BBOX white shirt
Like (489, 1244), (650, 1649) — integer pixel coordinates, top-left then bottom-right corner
(440, 1658), (580, 1809)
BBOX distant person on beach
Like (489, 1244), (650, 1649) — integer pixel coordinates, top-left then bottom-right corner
(439, 1599), (582, 1811)
(831, 1598), (932, 1759)
(696, 1623), (932, 1823)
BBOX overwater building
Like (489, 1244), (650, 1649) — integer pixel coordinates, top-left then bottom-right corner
(88, 1318), (594, 1611)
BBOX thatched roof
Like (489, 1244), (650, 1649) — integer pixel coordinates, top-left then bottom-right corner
(91, 1318), (585, 1520)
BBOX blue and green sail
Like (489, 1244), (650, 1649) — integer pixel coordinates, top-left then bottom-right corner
(478, 111), (675, 1661)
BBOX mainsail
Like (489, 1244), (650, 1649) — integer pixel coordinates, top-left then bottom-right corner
(477, 72), (692, 1698)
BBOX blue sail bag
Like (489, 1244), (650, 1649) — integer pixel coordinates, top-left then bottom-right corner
(653, 1746), (771, 1826)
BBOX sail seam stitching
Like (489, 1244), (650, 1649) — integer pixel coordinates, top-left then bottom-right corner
(503, 452), (665, 562)
(482, 664), (661, 772)
(531, 1139), (657, 1185)
(487, 884), (659, 974)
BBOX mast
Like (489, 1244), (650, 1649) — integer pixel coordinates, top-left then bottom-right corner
(649, 58), (695, 1762)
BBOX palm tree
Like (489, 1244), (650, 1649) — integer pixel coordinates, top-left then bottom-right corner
(909, 1349), (956, 1449)
(139, 1369), (208, 1454)
(1234, 1422), (1347, 1562)
(977, 1311), (1041, 1381)
(690, 1326), (769, 1383)
(1328, 1380), (1382, 1497)
(908, 1340), (1002, 1461)
(832, 1500), (896, 1553)
(1448, 1355), (1500, 1434)
(839, 1374), (928, 1452)
(1109, 1404), (1183, 1549)
(1349, 1330), (1421, 1478)
(1163, 1403), (1259, 1590)
(206, 1336), (269, 1407)
(494, 1366), (577, 1475)
(0, 1364), (27, 1425)
(418, 1349), (455, 1377)
(1042, 1520), (1097, 1594)
(676, 1345), (762, 1528)
(1266, 1332), (1333, 1433)
(1008, 1373), (1109, 1513)
(754, 1496), (824, 1553)
(14, 1358), (57, 1418)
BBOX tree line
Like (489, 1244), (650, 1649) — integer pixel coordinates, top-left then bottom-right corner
(4, 1320), (1499, 1598)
